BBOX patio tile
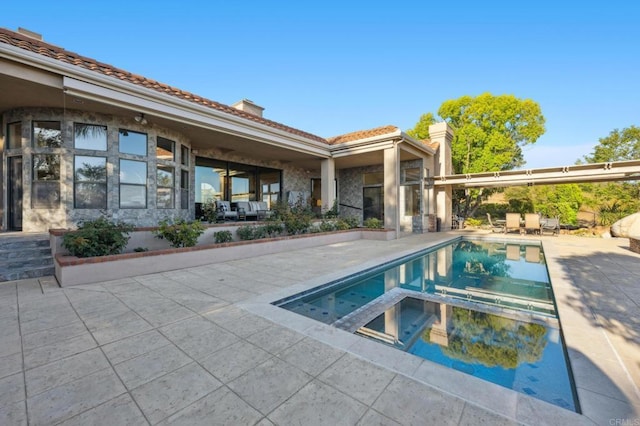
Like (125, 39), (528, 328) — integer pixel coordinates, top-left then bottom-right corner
(0, 373), (24, 406)
(0, 333), (21, 358)
(160, 317), (239, 360)
(131, 362), (222, 424)
(457, 403), (519, 426)
(515, 392), (592, 426)
(269, 379), (368, 425)
(227, 357), (312, 414)
(200, 340), (272, 383)
(0, 352), (22, 380)
(202, 304), (250, 325)
(317, 353), (396, 406)
(126, 300), (196, 328)
(27, 368), (126, 426)
(19, 310), (79, 335)
(57, 394), (147, 426)
(22, 320), (88, 351)
(101, 329), (171, 365)
(114, 344), (192, 390)
(372, 375), (465, 426)
(356, 409), (402, 425)
(245, 324), (305, 355)
(157, 386), (263, 426)
(0, 400), (27, 426)
(25, 348), (110, 397)
(278, 337), (344, 376)
(216, 312), (274, 338)
(23, 333), (97, 370)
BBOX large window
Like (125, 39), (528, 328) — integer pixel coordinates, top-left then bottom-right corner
(157, 165), (174, 208)
(33, 121), (62, 148)
(363, 172), (384, 186)
(181, 170), (189, 209)
(7, 122), (21, 149)
(181, 145), (189, 166)
(195, 158), (281, 205)
(75, 123), (107, 150)
(120, 159), (147, 208)
(119, 129), (147, 156)
(32, 154), (60, 208)
(403, 184), (421, 216)
(74, 156), (107, 209)
(156, 137), (175, 161)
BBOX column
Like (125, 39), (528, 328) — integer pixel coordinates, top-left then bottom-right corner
(383, 144), (399, 235)
(320, 158), (335, 213)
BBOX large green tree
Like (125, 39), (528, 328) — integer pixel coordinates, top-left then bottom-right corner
(409, 93), (546, 216)
(582, 125), (640, 163)
(579, 125), (640, 224)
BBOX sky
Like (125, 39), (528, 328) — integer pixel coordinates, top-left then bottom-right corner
(3, 1), (639, 169)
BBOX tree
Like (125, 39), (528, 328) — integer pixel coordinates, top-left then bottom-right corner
(406, 112), (436, 140)
(582, 125), (640, 163)
(580, 125), (640, 224)
(409, 93), (546, 217)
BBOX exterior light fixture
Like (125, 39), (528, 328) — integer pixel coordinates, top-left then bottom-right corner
(134, 113), (148, 125)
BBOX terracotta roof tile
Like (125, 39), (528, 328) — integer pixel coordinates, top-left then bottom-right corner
(0, 27), (328, 144)
(424, 140), (439, 150)
(327, 125), (399, 145)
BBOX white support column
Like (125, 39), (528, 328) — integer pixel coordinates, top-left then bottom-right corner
(320, 158), (335, 213)
(429, 122), (455, 231)
(384, 143), (399, 236)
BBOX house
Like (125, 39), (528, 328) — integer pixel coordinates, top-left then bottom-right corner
(0, 27), (454, 236)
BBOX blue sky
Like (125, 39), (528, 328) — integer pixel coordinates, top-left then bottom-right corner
(3, 1), (639, 169)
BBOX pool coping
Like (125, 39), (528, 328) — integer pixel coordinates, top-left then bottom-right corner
(238, 233), (627, 425)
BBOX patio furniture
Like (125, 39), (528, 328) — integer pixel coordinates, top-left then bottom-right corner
(541, 217), (560, 236)
(452, 215), (465, 229)
(524, 213), (541, 235)
(234, 201), (273, 221)
(486, 213), (505, 233)
(215, 200), (239, 222)
(505, 213), (522, 234)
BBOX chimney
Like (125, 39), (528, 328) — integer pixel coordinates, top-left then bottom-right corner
(231, 99), (264, 117)
(17, 27), (43, 41)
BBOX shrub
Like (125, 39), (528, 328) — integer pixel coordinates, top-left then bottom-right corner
(62, 217), (134, 257)
(214, 230), (233, 244)
(466, 218), (482, 227)
(153, 219), (205, 248)
(237, 225), (258, 241)
(201, 200), (218, 223)
(319, 220), (336, 232)
(342, 216), (360, 229)
(334, 219), (351, 230)
(133, 247), (149, 252)
(363, 217), (383, 229)
(263, 221), (284, 237)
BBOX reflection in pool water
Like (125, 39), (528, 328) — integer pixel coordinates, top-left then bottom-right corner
(276, 237), (579, 411)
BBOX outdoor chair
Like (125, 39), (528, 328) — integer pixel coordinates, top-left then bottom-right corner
(505, 213), (522, 234)
(524, 213), (541, 235)
(486, 213), (505, 233)
(541, 217), (560, 236)
(215, 200), (238, 222)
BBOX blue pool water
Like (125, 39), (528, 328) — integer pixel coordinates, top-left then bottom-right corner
(275, 237), (579, 412)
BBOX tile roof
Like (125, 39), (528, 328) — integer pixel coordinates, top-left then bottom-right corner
(0, 27), (329, 143)
(327, 125), (400, 145)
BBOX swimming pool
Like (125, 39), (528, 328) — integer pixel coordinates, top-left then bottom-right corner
(274, 237), (580, 412)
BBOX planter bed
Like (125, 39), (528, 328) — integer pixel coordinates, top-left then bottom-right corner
(53, 228), (395, 287)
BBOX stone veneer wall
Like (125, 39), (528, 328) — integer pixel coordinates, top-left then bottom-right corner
(630, 237), (640, 254)
(2, 107), (192, 231)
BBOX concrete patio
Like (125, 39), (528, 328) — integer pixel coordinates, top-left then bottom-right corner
(0, 231), (638, 425)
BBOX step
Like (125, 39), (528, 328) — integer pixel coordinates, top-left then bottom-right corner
(0, 256), (54, 270)
(0, 247), (53, 259)
(0, 265), (56, 282)
(0, 233), (50, 250)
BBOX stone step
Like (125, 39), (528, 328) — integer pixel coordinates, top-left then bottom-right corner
(0, 233), (54, 282)
(0, 265), (56, 282)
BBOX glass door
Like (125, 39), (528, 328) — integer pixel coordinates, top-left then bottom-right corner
(8, 156), (23, 231)
(363, 186), (383, 222)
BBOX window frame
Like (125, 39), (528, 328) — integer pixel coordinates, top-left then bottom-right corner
(118, 129), (148, 156)
(74, 155), (107, 209)
(119, 159), (148, 209)
(33, 121), (62, 148)
(156, 164), (175, 209)
(74, 123), (108, 151)
(32, 153), (61, 209)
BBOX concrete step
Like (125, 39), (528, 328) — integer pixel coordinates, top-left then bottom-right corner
(0, 233), (54, 282)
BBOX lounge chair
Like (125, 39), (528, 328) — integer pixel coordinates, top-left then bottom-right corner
(505, 213), (522, 234)
(524, 213), (541, 235)
(541, 217), (560, 236)
(215, 200), (238, 221)
(486, 213), (505, 233)
(234, 201), (273, 221)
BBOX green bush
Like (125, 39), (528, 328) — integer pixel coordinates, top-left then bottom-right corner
(263, 221), (284, 237)
(465, 218), (482, 227)
(153, 219), (205, 248)
(334, 219), (351, 230)
(201, 200), (218, 223)
(342, 216), (360, 229)
(319, 220), (336, 232)
(237, 225), (258, 241)
(133, 247), (148, 252)
(62, 217), (134, 257)
(363, 217), (383, 229)
(214, 230), (233, 244)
